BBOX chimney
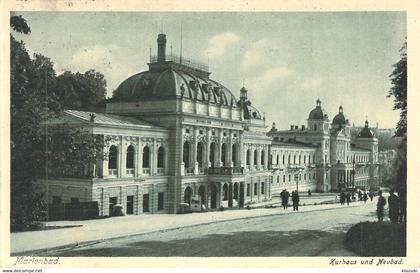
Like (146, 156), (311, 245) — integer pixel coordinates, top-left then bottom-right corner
(290, 125), (294, 131)
(301, 125), (305, 131)
(157, 33), (167, 63)
(295, 125), (298, 130)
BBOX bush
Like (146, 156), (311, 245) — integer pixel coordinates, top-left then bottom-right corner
(346, 221), (406, 256)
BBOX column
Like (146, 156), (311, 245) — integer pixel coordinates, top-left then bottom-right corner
(228, 183), (233, 207)
(227, 137), (233, 167)
(121, 143), (127, 177)
(264, 145), (269, 169)
(257, 148), (261, 170)
(118, 141), (123, 178)
(152, 138), (157, 175)
(102, 146), (109, 178)
(250, 146), (255, 171)
(193, 127), (199, 174)
(138, 144), (143, 176)
(134, 145), (139, 177)
(206, 129), (211, 168)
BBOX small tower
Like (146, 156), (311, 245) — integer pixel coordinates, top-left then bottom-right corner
(157, 33), (167, 63)
(240, 86), (248, 101)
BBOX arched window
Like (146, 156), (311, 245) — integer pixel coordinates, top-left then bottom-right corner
(288, 155), (291, 164)
(197, 142), (203, 167)
(126, 145), (134, 169)
(210, 143), (215, 167)
(108, 145), (118, 170)
(232, 144), (237, 166)
(221, 143), (227, 167)
(303, 155), (306, 164)
(183, 141), (190, 168)
(276, 154), (279, 165)
(143, 146), (150, 168)
(314, 124), (317, 131)
(261, 150), (265, 165)
(294, 155), (296, 164)
(157, 146), (165, 168)
(254, 150), (258, 165)
(283, 155), (285, 164)
(246, 150), (250, 166)
(299, 155), (301, 164)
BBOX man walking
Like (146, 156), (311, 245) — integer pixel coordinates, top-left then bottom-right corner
(388, 189), (400, 223)
(363, 192), (368, 204)
(340, 191), (346, 205)
(377, 190), (386, 222)
(346, 192), (351, 206)
(292, 190), (300, 211)
(280, 189), (290, 210)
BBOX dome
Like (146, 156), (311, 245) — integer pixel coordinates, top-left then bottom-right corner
(357, 120), (375, 138)
(308, 98), (325, 120)
(332, 106), (347, 125)
(112, 64), (238, 107)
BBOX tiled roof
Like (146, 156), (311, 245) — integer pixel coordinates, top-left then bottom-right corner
(64, 110), (161, 129)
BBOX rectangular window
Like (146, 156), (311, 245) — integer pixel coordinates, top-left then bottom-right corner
(126, 196), (134, 214)
(143, 194), (150, 213)
(304, 174), (306, 180)
(52, 196), (62, 204)
(109, 197), (117, 215)
(254, 183), (258, 195)
(283, 175), (285, 182)
(277, 176), (280, 183)
(158, 192), (164, 210)
(299, 174), (302, 181)
(246, 184), (250, 196)
(70, 197), (79, 204)
(288, 175), (291, 182)
(261, 182), (265, 194)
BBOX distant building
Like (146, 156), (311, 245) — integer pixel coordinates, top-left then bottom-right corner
(38, 33), (380, 217)
(268, 101), (380, 194)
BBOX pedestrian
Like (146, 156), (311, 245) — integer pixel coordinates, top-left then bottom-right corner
(388, 189), (400, 223)
(358, 191), (362, 201)
(346, 192), (351, 206)
(376, 190), (386, 222)
(399, 189), (406, 223)
(340, 191), (346, 205)
(292, 190), (300, 211)
(369, 192), (374, 201)
(280, 189), (290, 210)
(363, 192), (368, 204)
(307, 189), (312, 197)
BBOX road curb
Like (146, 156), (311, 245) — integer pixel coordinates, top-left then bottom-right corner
(11, 201), (370, 256)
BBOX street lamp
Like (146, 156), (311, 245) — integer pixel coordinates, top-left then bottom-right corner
(352, 159), (355, 189)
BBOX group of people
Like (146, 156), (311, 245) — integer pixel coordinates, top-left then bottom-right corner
(338, 190), (373, 206)
(376, 189), (406, 223)
(280, 189), (300, 211)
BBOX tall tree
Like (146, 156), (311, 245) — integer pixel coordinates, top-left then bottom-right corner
(387, 41), (407, 222)
(10, 15), (106, 230)
(388, 41), (407, 138)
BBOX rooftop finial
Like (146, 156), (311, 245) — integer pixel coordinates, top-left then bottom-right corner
(339, 105), (343, 113)
(316, 97), (321, 107)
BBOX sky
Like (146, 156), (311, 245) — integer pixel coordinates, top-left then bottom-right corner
(12, 12), (406, 130)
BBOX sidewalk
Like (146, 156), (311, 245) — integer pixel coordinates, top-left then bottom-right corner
(11, 199), (374, 255)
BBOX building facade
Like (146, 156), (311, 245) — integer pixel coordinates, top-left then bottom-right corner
(38, 33), (380, 217)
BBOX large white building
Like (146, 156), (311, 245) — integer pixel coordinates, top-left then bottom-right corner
(39, 33), (380, 218)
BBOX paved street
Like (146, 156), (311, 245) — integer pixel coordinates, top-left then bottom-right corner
(35, 199), (378, 257)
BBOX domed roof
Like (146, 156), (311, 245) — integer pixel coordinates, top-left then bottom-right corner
(308, 98), (325, 120)
(332, 106), (347, 125)
(357, 120), (375, 138)
(112, 64), (238, 107)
